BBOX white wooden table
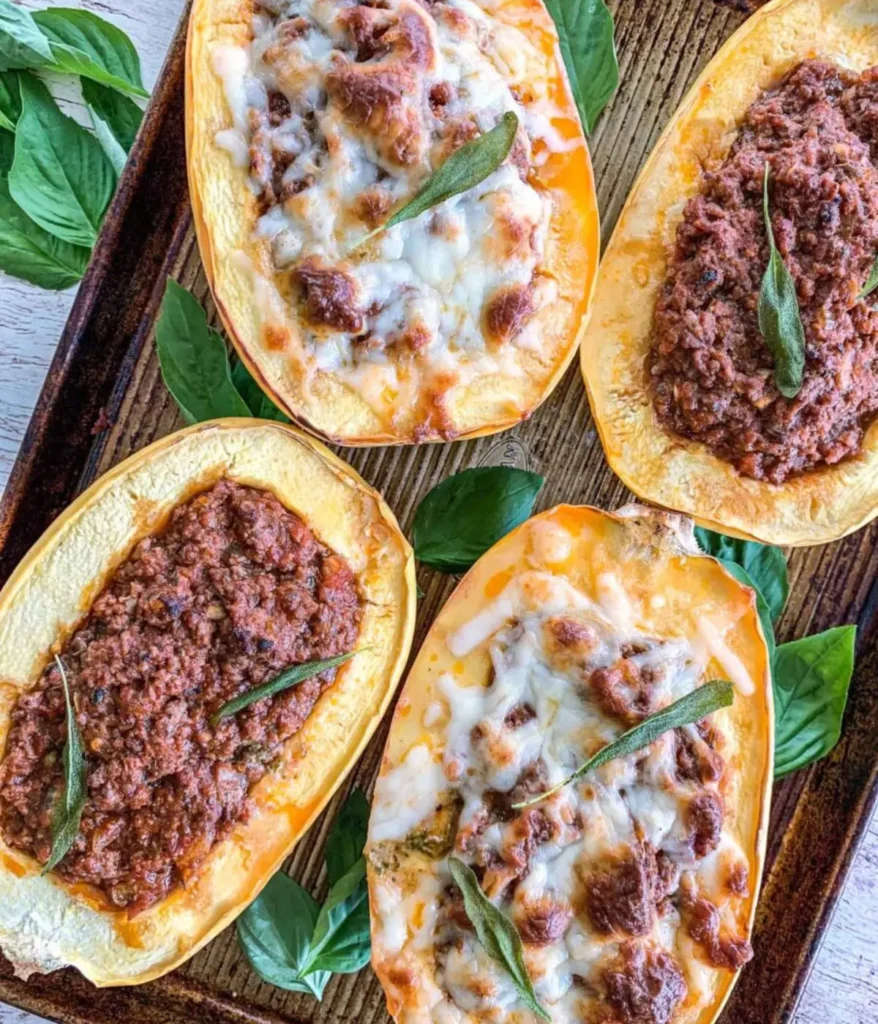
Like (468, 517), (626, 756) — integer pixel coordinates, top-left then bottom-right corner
(0, 2), (875, 1022)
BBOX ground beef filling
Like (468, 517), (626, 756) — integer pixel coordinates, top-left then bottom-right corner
(0, 480), (361, 914)
(651, 60), (878, 483)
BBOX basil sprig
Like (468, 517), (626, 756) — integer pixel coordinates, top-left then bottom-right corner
(448, 857), (550, 1021)
(211, 651), (357, 725)
(514, 680), (734, 810)
(543, 0), (618, 134)
(237, 789), (371, 998)
(857, 254), (878, 301)
(83, 79), (143, 175)
(696, 527), (857, 777)
(359, 112), (518, 246)
(0, 3), (52, 72)
(412, 467), (544, 574)
(156, 279), (290, 424)
(758, 163), (806, 398)
(43, 657), (87, 874)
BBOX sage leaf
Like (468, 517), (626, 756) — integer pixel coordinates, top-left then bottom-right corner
(695, 527), (788, 623)
(237, 872), (331, 999)
(447, 857), (550, 1021)
(155, 279), (250, 424)
(325, 788), (369, 885)
(773, 626), (856, 777)
(857, 254), (878, 301)
(82, 78), (142, 174)
(231, 358), (290, 422)
(362, 112), (518, 244)
(0, 129), (88, 289)
(758, 163), (806, 398)
(43, 657), (87, 874)
(0, 69), (20, 131)
(515, 680), (734, 809)
(304, 857), (371, 976)
(543, 0), (618, 134)
(413, 466), (544, 574)
(33, 8), (147, 100)
(0, 0), (53, 72)
(210, 651), (357, 724)
(10, 74), (115, 248)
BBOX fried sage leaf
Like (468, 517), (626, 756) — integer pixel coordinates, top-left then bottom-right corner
(211, 651), (357, 723)
(543, 0), (618, 134)
(412, 466), (544, 574)
(758, 163), (806, 398)
(33, 8), (148, 99)
(43, 657), (87, 874)
(515, 680), (734, 809)
(448, 857), (550, 1021)
(858, 254), (878, 301)
(362, 112), (518, 244)
(773, 626), (856, 777)
(10, 74), (116, 248)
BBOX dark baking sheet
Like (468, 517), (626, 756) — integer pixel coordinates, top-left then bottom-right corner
(0, 1), (875, 1022)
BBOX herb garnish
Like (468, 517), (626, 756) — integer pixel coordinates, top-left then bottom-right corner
(514, 680), (734, 810)
(43, 656), (87, 874)
(543, 0), (618, 134)
(357, 112), (518, 247)
(758, 163), (806, 398)
(696, 527), (857, 776)
(412, 466), (544, 574)
(857, 254), (878, 301)
(448, 857), (550, 1021)
(237, 789), (371, 998)
(210, 651), (357, 725)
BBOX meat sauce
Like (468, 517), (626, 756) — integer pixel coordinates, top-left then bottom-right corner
(651, 61), (878, 483)
(0, 480), (361, 914)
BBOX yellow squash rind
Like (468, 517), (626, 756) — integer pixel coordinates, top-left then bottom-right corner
(186, 0), (600, 445)
(367, 504), (772, 1024)
(580, 0), (878, 547)
(0, 420), (415, 986)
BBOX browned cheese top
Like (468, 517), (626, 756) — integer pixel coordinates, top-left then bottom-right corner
(0, 480), (362, 914)
(650, 61), (878, 483)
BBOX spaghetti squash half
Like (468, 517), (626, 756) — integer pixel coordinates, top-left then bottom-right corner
(187, 0), (599, 445)
(0, 420), (414, 985)
(367, 504), (772, 1023)
(581, 0), (878, 546)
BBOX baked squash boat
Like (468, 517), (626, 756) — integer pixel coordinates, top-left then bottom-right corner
(187, 0), (599, 445)
(581, 0), (878, 546)
(0, 420), (414, 985)
(367, 505), (772, 1024)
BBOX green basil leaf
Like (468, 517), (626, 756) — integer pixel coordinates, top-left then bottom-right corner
(447, 857), (550, 1021)
(33, 8), (147, 100)
(325, 789), (369, 886)
(237, 872), (331, 999)
(210, 651), (357, 724)
(304, 857), (370, 976)
(362, 112), (518, 244)
(857, 254), (878, 301)
(758, 163), (806, 398)
(0, 1), (53, 72)
(82, 78), (142, 175)
(694, 526), (788, 623)
(543, 0), (618, 134)
(413, 466), (544, 574)
(0, 129), (88, 288)
(231, 358), (290, 422)
(515, 680), (734, 809)
(9, 75), (115, 247)
(0, 69), (20, 131)
(43, 657), (87, 874)
(155, 279), (251, 424)
(773, 626), (856, 778)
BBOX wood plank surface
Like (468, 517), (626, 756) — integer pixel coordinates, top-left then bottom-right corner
(0, 1), (876, 1023)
